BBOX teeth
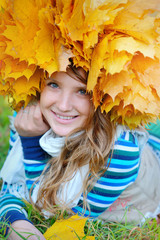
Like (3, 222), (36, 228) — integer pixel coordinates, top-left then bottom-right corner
(56, 114), (74, 120)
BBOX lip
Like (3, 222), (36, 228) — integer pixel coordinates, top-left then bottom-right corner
(51, 111), (78, 124)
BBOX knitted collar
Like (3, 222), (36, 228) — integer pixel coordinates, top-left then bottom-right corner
(39, 128), (83, 157)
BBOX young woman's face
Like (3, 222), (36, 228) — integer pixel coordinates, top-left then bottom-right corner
(40, 71), (92, 136)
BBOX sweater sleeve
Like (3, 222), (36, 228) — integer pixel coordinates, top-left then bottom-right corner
(19, 135), (50, 192)
(0, 123), (50, 231)
(0, 193), (33, 236)
(72, 131), (140, 218)
(0, 113), (33, 233)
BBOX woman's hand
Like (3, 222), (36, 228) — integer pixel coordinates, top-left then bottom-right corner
(8, 220), (46, 240)
(14, 103), (50, 137)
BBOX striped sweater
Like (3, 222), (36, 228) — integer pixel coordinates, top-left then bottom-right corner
(0, 126), (141, 226)
(73, 131), (140, 217)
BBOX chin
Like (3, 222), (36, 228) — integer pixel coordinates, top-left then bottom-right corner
(52, 128), (72, 137)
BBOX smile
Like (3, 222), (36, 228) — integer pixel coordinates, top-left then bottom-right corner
(56, 113), (76, 120)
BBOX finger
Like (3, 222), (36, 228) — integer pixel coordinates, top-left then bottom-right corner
(26, 105), (39, 123)
(23, 104), (42, 128)
(14, 106), (30, 128)
(23, 106), (30, 114)
(22, 109), (28, 114)
(33, 102), (42, 118)
(18, 106), (30, 118)
(33, 104), (49, 129)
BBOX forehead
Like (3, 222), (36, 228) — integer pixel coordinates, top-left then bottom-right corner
(48, 71), (87, 87)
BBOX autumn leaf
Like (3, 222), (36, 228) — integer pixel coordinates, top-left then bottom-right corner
(34, 7), (60, 75)
(110, 37), (155, 58)
(87, 35), (109, 91)
(0, 77), (10, 95)
(100, 71), (132, 101)
(3, 0), (39, 65)
(103, 50), (132, 75)
(4, 58), (36, 80)
(43, 215), (95, 240)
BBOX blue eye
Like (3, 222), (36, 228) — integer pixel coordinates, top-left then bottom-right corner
(48, 82), (59, 88)
(79, 89), (87, 95)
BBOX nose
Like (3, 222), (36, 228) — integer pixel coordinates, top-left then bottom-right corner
(56, 91), (72, 112)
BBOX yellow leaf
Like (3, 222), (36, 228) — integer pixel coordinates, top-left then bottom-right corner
(110, 36), (155, 59)
(131, 78), (153, 100)
(124, 0), (160, 16)
(131, 53), (157, 75)
(34, 7), (59, 73)
(122, 88), (159, 115)
(0, 0), (7, 9)
(83, 0), (128, 27)
(63, 0), (85, 41)
(0, 80), (10, 94)
(83, 0), (128, 12)
(3, 0), (39, 64)
(9, 68), (43, 108)
(101, 95), (121, 113)
(104, 50), (132, 75)
(123, 91), (149, 112)
(43, 215), (95, 240)
(113, 9), (157, 44)
(131, 54), (160, 97)
(2, 57), (36, 80)
(92, 82), (103, 109)
(87, 36), (109, 91)
(83, 31), (98, 50)
(100, 71), (132, 101)
(13, 77), (32, 96)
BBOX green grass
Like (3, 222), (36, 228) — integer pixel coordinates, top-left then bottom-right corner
(1, 205), (160, 240)
(0, 96), (12, 169)
(0, 96), (160, 239)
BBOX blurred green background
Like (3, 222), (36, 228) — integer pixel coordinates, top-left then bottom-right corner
(0, 95), (12, 169)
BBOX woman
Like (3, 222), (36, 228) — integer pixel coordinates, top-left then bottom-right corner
(1, 1), (160, 239)
(0, 64), (141, 239)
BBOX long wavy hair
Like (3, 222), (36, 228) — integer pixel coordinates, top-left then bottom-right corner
(32, 64), (115, 215)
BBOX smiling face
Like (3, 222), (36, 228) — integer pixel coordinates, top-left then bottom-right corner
(40, 70), (92, 136)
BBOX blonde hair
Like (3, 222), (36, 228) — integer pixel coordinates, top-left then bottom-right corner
(32, 65), (115, 215)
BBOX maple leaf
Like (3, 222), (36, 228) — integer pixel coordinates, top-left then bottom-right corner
(3, 0), (39, 65)
(87, 36), (109, 91)
(43, 215), (95, 240)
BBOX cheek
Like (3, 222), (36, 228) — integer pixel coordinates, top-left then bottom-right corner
(82, 99), (92, 117)
(39, 90), (50, 114)
(40, 89), (52, 108)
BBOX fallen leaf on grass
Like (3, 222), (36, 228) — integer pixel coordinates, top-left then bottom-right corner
(44, 215), (95, 240)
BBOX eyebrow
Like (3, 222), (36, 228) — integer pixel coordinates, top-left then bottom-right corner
(46, 77), (87, 87)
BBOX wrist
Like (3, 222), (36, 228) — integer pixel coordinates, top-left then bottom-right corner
(20, 135), (42, 146)
(19, 135), (47, 160)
